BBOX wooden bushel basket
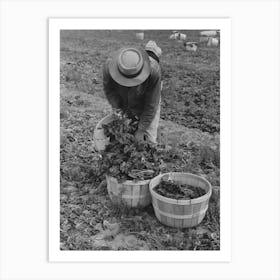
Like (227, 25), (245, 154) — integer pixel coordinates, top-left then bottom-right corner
(207, 37), (219, 47)
(149, 172), (212, 228)
(106, 175), (151, 208)
(93, 114), (116, 152)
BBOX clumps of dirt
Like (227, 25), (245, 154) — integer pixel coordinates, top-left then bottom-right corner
(154, 180), (206, 200)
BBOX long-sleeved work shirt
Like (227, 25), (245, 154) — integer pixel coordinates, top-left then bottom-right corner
(102, 56), (161, 131)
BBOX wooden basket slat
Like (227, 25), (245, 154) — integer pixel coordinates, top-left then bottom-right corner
(154, 209), (161, 222)
(166, 216), (175, 227)
(159, 199), (174, 214)
(200, 200), (208, 212)
(191, 216), (200, 227)
(131, 185), (140, 207)
(197, 213), (205, 224)
(140, 184), (151, 206)
(183, 204), (194, 215)
(138, 184), (144, 207)
(174, 218), (184, 228)
(183, 218), (192, 228)
(155, 197), (164, 212)
(159, 213), (168, 226)
(106, 175), (151, 208)
(122, 183), (131, 196)
(192, 203), (203, 213)
(172, 204), (185, 216)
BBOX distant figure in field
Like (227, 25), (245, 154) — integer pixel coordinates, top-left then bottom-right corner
(103, 41), (162, 144)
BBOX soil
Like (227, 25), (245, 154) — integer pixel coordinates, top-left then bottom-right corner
(154, 180), (206, 200)
(60, 30), (220, 251)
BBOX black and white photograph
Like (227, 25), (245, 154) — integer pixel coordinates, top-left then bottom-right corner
(0, 0), (280, 280)
(59, 29), (222, 248)
(49, 18), (231, 261)
(2, 0), (280, 278)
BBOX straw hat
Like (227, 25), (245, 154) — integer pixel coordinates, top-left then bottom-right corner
(108, 46), (151, 87)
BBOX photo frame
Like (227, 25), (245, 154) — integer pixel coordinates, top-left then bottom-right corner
(49, 18), (231, 262)
(1, 0), (279, 279)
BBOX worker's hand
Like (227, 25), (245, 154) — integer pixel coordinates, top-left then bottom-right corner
(112, 108), (122, 118)
(135, 130), (146, 142)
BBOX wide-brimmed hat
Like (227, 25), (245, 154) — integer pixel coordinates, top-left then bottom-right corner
(108, 47), (151, 87)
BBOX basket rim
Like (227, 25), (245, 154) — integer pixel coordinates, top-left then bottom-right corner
(149, 172), (212, 205)
(93, 114), (115, 146)
(94, 113), (116, 132)
(106, 175), (151, 185)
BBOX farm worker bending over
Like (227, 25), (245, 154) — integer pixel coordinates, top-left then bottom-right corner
(103, 41), (162, 144)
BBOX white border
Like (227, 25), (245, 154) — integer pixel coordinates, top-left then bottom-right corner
(49, 18), (231, 262)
